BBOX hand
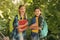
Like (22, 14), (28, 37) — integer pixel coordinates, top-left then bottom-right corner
(17, 22), (28, 29)
(32, 27), (42, 30)
(30, 23), (38, 29)
(16, 25), (24, 29)
(18, 29), (23, 32)
(30, 23), (38, 27)
(18, 26), (27, 32)
(32, 23), (38, 27)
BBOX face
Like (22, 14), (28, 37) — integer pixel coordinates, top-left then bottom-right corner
(34, 9), (41, 17)
(19, 6), (26, 15)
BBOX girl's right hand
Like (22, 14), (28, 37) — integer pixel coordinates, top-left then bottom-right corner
(16, 25), (24, 29)
(32, 23), (38, 27)
(30, 23), (38, 29)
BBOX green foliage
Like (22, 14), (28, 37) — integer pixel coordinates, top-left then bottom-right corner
(0, 0), (60, 40)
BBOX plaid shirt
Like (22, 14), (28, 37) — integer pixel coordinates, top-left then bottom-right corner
(30, 15), (43, 28)
(12, 15), (27, 39)
(30, 15), (43, 37)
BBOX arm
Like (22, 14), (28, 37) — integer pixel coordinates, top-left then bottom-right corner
(20, 26), (28, 32)
(30, 23), (38, 29)
(13, 15), (18, 28)
(30, 23), (42, 30)
(20, 22), (28, 31)
(17, 22), (28, 29)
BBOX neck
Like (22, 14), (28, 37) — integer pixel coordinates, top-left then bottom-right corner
(35, 15), (40, 17)
(20, 14), (24, 17)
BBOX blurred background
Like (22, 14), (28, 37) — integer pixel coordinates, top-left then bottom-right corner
(0, 0), (60, 40)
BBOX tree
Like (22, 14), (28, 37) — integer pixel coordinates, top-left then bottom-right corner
(0, 0), (60, 40)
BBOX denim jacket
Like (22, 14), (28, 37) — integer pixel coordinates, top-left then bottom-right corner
(12, 15), (27, 39)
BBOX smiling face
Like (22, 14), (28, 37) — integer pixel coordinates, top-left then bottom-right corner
(34, 8), (41, 17)
(19, 6), (26, 16)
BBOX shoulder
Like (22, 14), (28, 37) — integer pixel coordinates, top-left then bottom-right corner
(39, 15), (44, 21)
(40, 15), (44, 19)
(31, 16), (35, 20)
(13, 15), (18, 21)
(15, 15), (18, 18)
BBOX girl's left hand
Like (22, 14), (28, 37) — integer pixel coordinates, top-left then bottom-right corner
(18, 29), (23, 32)
(16, 25), (24, 29)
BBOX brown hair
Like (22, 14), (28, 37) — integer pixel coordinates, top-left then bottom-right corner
(34, 7), (41, 11)
(19, 5), (25, 9)
(18, 5), (27, 19)
(18, 5), (24, 13)
(34, 7), (42, 15)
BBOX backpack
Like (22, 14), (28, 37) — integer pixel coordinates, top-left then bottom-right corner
(40, 19), (48, 38)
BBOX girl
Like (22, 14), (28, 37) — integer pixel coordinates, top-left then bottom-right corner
(12, 5), (28, 40)
(30, 7), (42, 40)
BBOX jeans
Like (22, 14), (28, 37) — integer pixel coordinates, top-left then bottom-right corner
(13, 31), (26, 40)
(31, 32), (40, 40)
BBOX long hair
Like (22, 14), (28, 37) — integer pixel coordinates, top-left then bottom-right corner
(18, 5), (27, 19)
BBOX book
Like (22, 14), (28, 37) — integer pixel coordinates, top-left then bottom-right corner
(18, 20), (27, 29)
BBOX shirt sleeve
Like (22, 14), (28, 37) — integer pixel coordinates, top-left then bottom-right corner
(13, 15), (18, 29)
(39, 16), (44, 28)
(28, 18), (33, 26)
(28, 17), (36, 26)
